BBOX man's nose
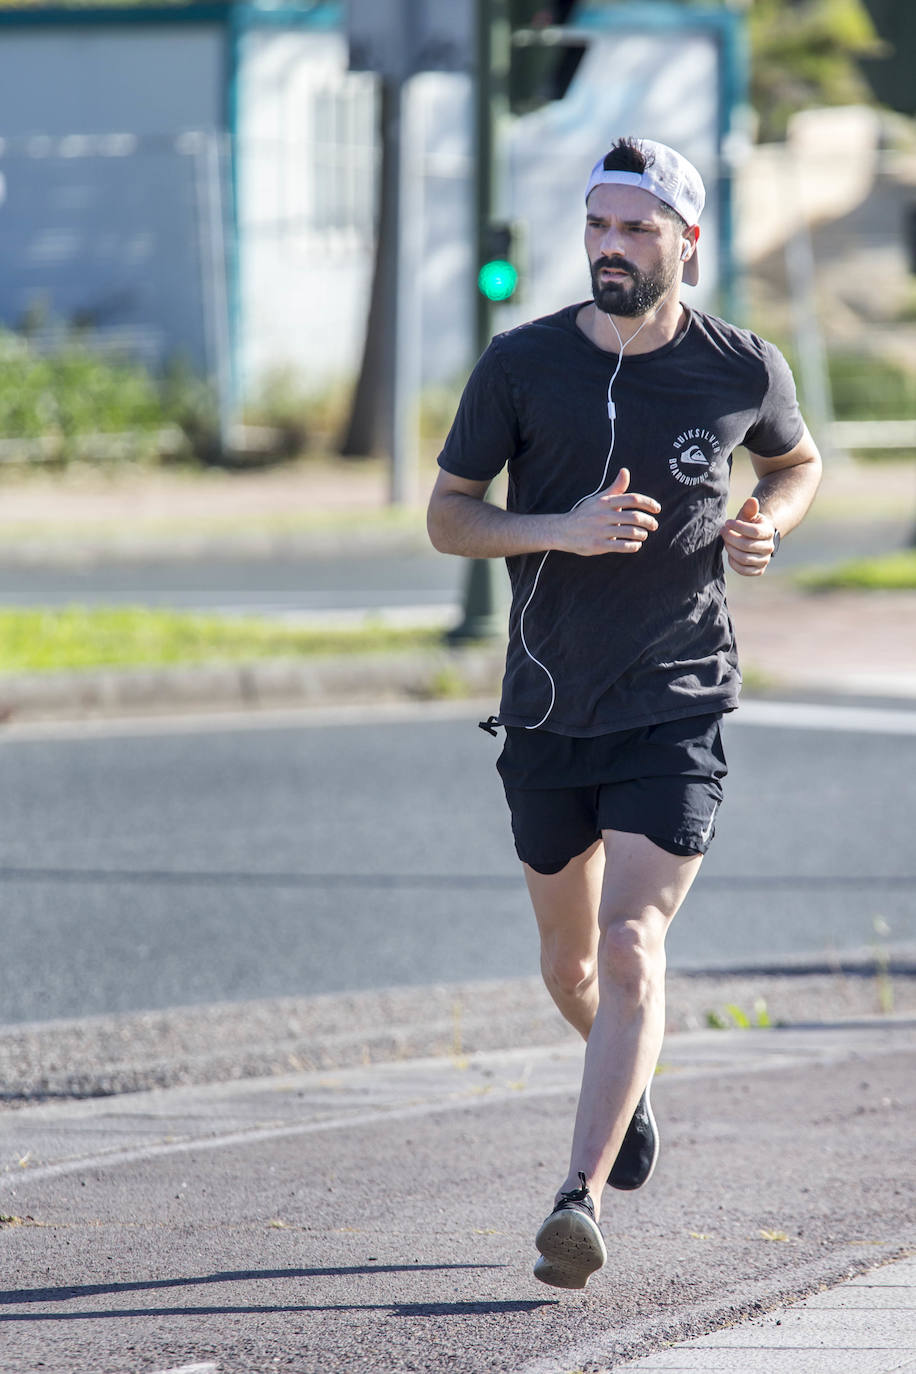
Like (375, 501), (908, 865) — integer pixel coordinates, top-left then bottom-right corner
(599, 225), (626, 256)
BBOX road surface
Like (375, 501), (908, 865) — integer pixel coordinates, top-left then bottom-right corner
(0, 699), (912, 1025)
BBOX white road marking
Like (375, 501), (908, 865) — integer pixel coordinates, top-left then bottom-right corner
(148, 1365), (218, 1374)
(732, 698), (916, 736)
(0, 697), (498, 744)
(1, 695), (913, 746)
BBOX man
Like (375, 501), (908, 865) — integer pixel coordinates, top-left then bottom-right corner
(426, 136), (821, 1290)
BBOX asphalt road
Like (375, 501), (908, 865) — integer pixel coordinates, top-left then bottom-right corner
(0, 508), (907, 620)
(0, 700), (913, 1026)
(1, 1023), (914, 1373)
(0, 550), (468, 617)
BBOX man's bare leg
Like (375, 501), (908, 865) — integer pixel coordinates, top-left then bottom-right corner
(525, 837), (664, 1194)
(553, 829), (703, 1218)
(524, 839), (604, 1041)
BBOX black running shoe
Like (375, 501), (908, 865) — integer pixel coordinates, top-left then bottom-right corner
(607, 1085), (659, 1191)
(533, 1172), (607, 1290)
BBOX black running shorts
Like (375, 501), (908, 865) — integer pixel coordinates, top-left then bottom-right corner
(498, 713), (727, 875)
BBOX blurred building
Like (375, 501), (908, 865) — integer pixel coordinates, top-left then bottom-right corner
(0, 0), (745, 405)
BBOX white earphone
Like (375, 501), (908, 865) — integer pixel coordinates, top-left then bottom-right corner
(680, 243), (691, 261)
(519, 267), (685, 729)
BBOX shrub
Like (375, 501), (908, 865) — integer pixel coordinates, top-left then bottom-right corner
(0, 330), (164, 438)
(0, 328), (219, 465)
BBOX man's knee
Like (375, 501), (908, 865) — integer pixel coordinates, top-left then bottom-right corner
(540, 944), (598, 1003)
(597, 913), (667, 1001)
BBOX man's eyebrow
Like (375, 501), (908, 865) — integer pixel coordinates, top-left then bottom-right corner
(586, 213), (659, 229)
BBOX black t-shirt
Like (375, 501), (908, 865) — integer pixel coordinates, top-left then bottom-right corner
(438, 304), (805, 738)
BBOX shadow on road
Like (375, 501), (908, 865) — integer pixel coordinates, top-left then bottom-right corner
(0, 1262), (554, 1321)
(0, 1262), (513, 1311)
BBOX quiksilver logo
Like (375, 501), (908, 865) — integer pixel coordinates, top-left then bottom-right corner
(669, 427), (721, 487)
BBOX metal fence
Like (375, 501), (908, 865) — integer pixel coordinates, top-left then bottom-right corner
(0, 129), (234, 446)
(1, 99), (914, 467)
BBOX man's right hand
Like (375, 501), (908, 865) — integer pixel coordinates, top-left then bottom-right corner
(427, 466), (660, 560)
(557, 468), (661, 556)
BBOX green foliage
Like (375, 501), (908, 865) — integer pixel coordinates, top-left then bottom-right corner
(241, 367), (312, 455)
(749, 0), (884, 140)
(762, 336), (916, 449)
(828, 350), (916, 422)
(0, 328), (221, 466)
(828, 349), (916, 461)
(160, 358), (222, 464)
(242, 370), (362, 455)
(705, 998), (772, 1030)
(427, 665), (471, 699)
(0, 330), (165, 449)
(872, 914), (895, 1015)
(800, 549), (916, 590)
(0, 606), (442, 675)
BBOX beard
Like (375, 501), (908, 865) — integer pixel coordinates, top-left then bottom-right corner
(590, 251), (679, 318)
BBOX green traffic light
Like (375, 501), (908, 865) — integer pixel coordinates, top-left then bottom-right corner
(478, 258), (519, 302)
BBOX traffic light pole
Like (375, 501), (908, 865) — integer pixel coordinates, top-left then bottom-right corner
(449, 0), (510, 644)
(474, 0), (509, 356)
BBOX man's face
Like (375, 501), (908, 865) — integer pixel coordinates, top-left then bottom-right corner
(585, 183), (684, 318)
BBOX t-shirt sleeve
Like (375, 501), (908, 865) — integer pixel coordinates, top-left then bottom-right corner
(437, 340), (520, 481)
(741, 341), (806, 458)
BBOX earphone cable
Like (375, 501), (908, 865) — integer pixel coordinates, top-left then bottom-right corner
(519, 280), (678, 730)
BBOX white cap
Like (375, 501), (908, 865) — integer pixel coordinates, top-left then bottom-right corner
(585, 139), (705, 285)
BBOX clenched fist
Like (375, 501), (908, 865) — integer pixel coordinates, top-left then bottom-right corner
(721, 497), (778, 576)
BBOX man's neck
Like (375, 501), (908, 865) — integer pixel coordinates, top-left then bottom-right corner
(576, 297), (687, 356)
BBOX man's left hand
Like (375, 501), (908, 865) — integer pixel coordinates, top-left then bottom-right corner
(721, 497), (777, 577)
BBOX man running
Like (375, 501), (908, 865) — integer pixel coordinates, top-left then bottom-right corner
(426, 136), (821, 1289)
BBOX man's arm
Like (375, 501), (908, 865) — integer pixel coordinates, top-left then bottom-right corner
(427, 466), (661, 559)
(721, 426), (822, 577)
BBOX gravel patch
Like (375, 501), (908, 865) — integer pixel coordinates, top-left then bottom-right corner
(2, 962), (914, 1108)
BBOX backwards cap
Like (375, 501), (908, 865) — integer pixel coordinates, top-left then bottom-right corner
(585, 139), (705, 285)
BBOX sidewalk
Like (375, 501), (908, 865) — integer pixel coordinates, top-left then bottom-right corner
(619, 1257), (916, 1372)
(1, 1018), (914, 1373)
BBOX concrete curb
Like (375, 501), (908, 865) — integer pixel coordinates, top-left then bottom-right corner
(0, 646), (507, 722)
(4, 658), (916, 727)
(1, 650), (916, 725)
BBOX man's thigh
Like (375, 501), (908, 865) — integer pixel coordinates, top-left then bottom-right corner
(523, 840), (605, 962)
(598, 829), (704, 941)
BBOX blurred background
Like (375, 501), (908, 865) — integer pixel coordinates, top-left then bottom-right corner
(0, 0), (914, 1043)
(0, 0), (914, 483)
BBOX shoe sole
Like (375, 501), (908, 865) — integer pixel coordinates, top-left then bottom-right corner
(608, 1083), (660, 1192)
(534, 1209), (607, 1290)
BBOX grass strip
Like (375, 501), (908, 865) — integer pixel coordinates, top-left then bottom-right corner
(799, 549), (916, 592)
(0, 607), (443, 675)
